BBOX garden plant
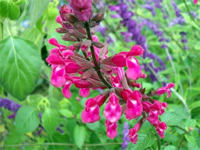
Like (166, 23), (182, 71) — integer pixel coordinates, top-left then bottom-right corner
(0, 0), (200, 150)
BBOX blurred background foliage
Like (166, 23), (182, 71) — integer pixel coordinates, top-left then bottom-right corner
(0, 0), (200, 149)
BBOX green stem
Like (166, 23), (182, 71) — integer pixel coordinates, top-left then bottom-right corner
(85, 22), (112, 89)
(0, 142), (122, 148)
(0, 22), (3, 40)
(155, 133), (161, 150)
(182, 0), (199, 27)
(170, 125), (188, 133)
(177, 135), (185, 150)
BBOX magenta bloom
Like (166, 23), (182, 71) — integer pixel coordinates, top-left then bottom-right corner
(81, 98), (100, 123)
(156, 121), (167, 138)
(105, 120), (118, 139)
(62, 81), (72, 98)
(129, 122), (142, 144)
(155, 83), (175, 98)
(46, 2), (176, 144)
(194, 0), (198, 4)
(124, 91), (143, 120)
(104, 92), (122, 123)
(70, 0), (93, 22)
(103, 45), (146, 81)
(79, 88), (90, 97)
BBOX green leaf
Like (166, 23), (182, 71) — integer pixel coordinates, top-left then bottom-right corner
(74, 125), (86, 148)
(0, 36), (41, 100)
(29, 0), (49, 25)
(86, 121), (100, 131)
(0, 1), (20, 20)
(130, 133), (154, 150)
(42, 108), (59, 135)
(161, 111), (184, 126)
(59, 109), (73, 118)
(164, 145), (176, 150)
(15, 106), (40, 134)
(185, 119), (196, 129)
(22, 27), (44, 49)
(189, 101), (200, 111)
(13, 0), (26, 5)
(4, 132), (26, 150)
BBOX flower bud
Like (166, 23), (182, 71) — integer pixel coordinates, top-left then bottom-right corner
(59, 5), (73, 21)
(92, 13), (104, 23)
(93, 42), (104, 48)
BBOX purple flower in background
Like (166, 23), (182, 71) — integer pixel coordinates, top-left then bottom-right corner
(56, 126), (64, 134)
(180, 32), (188, 50)
(144, 0), (168, 18)
(97, 25), (113, 44)
(122, 122), (130, 150)
(170, 1), (185, 26)
(109, 2), (166, 81)
(0, 98), (21, 113)
(142, 19), (169, 50)
(190, 11), (200, 20)
(98, 25), (106, 37)
(142, 4), (156, 16)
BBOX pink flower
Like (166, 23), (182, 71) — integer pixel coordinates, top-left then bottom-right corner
(62, 81), (72, 98)
(124, 91), (143, 120)
(72, 77), (91, 88)
(127, 45), (144, 57)
(65, 61), (80, 73)
(46, 53), (64, 65)
(194, 0), (198, 4)
(105, 120), (118, 139)
(147, 110), (159, 125)
(70, 0), (93, 22)
(59, 4), (73, 21)
(142, 101), (153, 113)
(126, 56), (144, 80)
(51, 65), (66, 88)
(104, 92), (122, 123)
(81, 98), (100, 123)
(111, 52), (127, 67)
(155, 83), (175, 98)
(79, 88), (90, 97)
(129, 122), (142, 144)
(156, 121), (167, 138)
(94, 93), (108, 106)
(151, 100), (168, 115)
(48, 38), (66, 50)
(102, 45), (145, 80)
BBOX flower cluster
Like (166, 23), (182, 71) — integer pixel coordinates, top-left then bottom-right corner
(169, 1), (185, 26)
(46, 0), (174, 144)
(109, 1), (166, 82)
(0, 97), (21, 119)
(143, 0), (168, 19)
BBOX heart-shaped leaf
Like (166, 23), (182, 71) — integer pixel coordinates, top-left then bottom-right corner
(0, 36), (41, 100)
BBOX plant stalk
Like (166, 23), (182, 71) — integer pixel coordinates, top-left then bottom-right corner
(85, 22), (112, 89)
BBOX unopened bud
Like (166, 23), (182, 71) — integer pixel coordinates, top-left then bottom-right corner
(92, 13), (104, 23)
(65, 14), (79, 24)
(56, 28), (68, 33)
(62, 34), (77, 41)
(74, 22), (85, 29)
(81, 40), (92, 51)
(89, 21), (96, 28)
(60, 5), (73, 21)
(93, 42), (104, 48)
